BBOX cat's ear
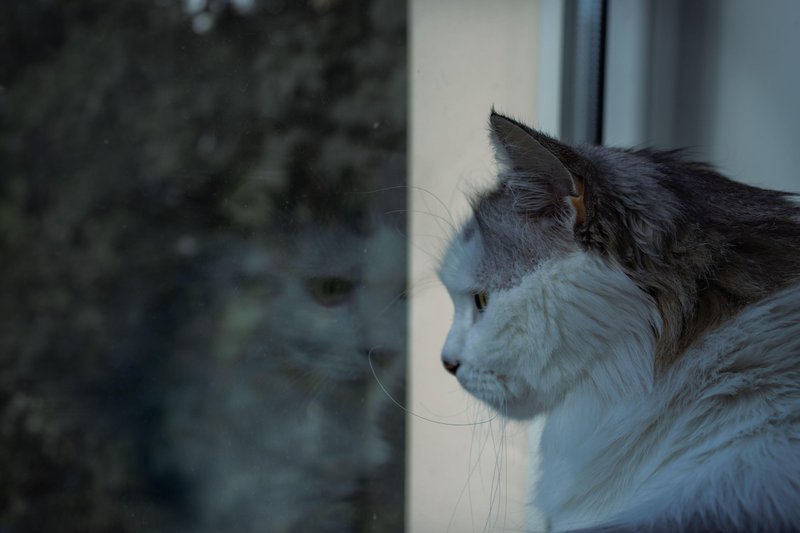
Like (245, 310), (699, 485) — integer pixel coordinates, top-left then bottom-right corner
(489, 111), (585, 223)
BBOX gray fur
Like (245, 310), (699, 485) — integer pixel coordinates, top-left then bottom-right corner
(476, 111), (800, 371)
(440, 111), (800, 531)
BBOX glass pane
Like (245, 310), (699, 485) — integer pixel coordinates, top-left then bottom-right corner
(0, 1), (407, 531)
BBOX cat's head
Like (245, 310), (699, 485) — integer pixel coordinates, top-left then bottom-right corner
(438, 111), (697, 419)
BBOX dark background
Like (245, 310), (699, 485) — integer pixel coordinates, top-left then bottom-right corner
(0, 1), (407, 531)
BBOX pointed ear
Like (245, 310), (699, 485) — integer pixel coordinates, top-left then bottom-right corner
(489, 111), (584, 219)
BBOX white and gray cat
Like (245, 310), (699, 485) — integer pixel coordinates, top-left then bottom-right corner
(440, 111), (800, 531)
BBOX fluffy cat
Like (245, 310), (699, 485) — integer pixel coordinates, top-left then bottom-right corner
(439, 111), (800, 531)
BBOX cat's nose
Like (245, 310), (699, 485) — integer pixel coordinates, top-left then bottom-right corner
(442, 358), (460, 376)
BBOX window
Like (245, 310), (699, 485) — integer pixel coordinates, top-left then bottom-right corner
(5, 1), (797, 532)
(0, 1), (406, 531)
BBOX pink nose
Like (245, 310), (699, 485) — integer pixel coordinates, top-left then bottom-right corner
(442, 358), (460, 375)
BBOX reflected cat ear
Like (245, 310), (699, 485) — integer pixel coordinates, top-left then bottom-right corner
(489, 111), (584, 220)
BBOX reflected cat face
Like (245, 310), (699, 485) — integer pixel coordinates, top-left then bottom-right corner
(166, 221), (407, 532)
(215, 223), (407, 383)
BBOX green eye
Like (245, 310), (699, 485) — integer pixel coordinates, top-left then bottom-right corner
(307, 277), (355, 307)
(474, 291), (489, 312)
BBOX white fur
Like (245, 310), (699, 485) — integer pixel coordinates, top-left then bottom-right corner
(441, 236), (800, 531)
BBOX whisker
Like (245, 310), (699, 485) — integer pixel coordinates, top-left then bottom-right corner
(408, 236), (449, 268)
(386, 209), (459, 235)
(367, 347), (496, 427)
(474, 419), (499, 531)
(351, 184), (458, 230)
(445, 412), (493, 533)
(373, 275), (441, 318)
(488, 410), (508, 533)
(395, 276), (442, 303)
(374, 291), (407, 319)
(484, 419), (500, 532)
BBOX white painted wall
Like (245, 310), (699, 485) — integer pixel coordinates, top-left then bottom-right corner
(693, 0), (800, 192)
(605, 0), (800, 192)
(408, 1), (544, 531)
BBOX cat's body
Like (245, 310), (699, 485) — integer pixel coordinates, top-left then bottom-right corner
(439, 111), (800, 531)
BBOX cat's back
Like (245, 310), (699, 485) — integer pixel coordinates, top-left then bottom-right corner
(609, 281), (800, 531)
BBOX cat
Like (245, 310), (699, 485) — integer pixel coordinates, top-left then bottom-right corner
(438, 111), (800, 531)
(164, 222), (406, 532)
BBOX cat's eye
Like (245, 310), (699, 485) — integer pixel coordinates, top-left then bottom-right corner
(474, 291), (489, 313)
(307, 277), (356, 307)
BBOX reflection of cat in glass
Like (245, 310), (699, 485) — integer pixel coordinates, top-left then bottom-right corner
(440, 112), (800, 531)
(167, 223), (406, 532)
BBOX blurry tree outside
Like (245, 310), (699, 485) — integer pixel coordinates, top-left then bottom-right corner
(0, 0), (406, 531)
